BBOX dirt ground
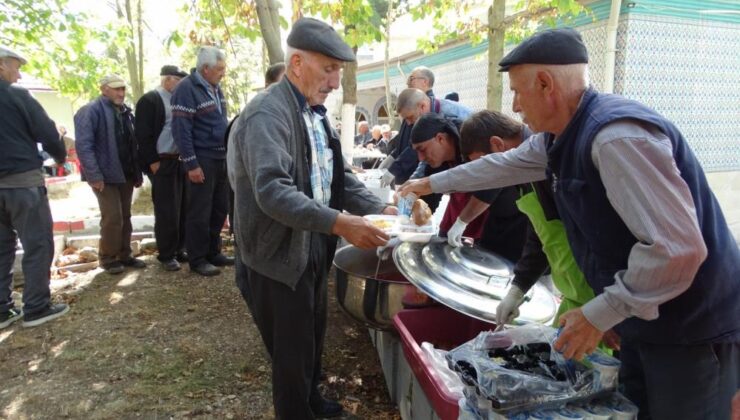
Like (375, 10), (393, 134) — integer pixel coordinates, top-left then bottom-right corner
(0, 256), (401, 419)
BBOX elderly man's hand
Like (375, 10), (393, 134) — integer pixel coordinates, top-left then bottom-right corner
(89, 181), (104, 192)
(602, 329), (621, 351)
(554, 308), (604, 361)
(399, 177), (432, 197)
(332, 213), (389, 249)
(188, 167), (205, 184)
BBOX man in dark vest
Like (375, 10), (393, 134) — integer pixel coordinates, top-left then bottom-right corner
(135, 65), (188, 271)
(400, 28), (739, 420)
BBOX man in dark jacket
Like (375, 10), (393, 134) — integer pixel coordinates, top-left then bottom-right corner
(410, 113), (528, 262)
(381, 87), (471, 187)
(75, 74), (145, 275)
(135, 65), (188, 271)
(171, 46), (232, 277)
(227, 18), (395, 419)
(0, 46), (70, 328)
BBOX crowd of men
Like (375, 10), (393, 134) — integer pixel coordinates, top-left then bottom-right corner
(1, 15), (738, 420)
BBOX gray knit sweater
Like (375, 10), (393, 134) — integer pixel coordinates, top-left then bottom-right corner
(227, 77), (386, 289)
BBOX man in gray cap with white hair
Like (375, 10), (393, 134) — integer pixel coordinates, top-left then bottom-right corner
(75, 74), (145, 275)
(0, 46), (69, 328)
(227, 17), (396, 419)
(400, 27), (740, 419)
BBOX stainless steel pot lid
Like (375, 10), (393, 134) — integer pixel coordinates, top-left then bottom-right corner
(393, 241), (557, 324)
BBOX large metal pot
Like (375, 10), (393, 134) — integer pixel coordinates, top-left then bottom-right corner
(334, 240), (558, 331)
(333, 244), (411, 331)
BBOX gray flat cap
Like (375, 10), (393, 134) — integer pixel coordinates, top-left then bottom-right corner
(287, 18), (355, 62)
(100, 74), (127, 88)
(498, 28), (588, 72)
(0, 46), (28, 65)
(160, 65), (188, 78)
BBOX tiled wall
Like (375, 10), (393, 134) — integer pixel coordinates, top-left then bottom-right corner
(358, 13), (740, 172)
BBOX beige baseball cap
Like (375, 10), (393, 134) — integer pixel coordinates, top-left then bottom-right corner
(100, 74), (127, 88)
(0, 46), (28, 65)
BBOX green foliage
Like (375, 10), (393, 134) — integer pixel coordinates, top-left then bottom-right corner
(0, 0), (120, 101)
(173, 0), (266, 116)
(411, 0), (587, 52)
(302, 0), (385, 47)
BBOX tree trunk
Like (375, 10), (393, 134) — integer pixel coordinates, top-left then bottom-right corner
(136, 0), (143, 99)
(117, 0), (143, 102)
(383, 1), (394, 128)
(340, 44), (358, 162)
(255, 0), (284, 65)
(486, 0), (506, 111)
(292, 0), (303, 23)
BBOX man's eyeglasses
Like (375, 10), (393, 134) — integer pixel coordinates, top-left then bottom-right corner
(407, 75), (425, 84)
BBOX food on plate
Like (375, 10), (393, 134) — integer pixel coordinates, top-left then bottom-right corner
(369, 218), (394, 230)
(411, 199), (432, 226)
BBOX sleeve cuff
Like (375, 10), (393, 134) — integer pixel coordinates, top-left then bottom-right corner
(429, 173), (451, 193)
(313, 208), (341, 235)
(182, 156), (199, 171)
(581, 294), (627, 332)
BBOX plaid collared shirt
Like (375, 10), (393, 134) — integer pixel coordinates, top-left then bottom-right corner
(302, 107), (333, 205)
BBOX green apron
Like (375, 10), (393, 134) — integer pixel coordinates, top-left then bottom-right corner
(515, 189), (596, 324)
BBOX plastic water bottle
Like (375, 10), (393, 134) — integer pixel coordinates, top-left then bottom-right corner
(397, 192), (417, 221)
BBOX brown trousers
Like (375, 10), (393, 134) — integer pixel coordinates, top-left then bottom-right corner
(92, 181), (135, 266)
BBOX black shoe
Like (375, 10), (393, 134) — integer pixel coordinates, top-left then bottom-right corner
(0, 308), (22, 329)
(23, 303), (69, 327)
(191, 262), (220, 277)
(120, 258), (146, 268)
(103, 262), (125, 274)
(310, 396), (343, 418)
(161, 259), (181, 271)
(208, 254), (234, 267)
(176, 252), (189, 263)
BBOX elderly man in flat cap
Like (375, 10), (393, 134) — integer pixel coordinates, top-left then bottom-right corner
(75, 74), (145, 275)
(400, 27), (740, 419)
(227, 17), (396, 419)
(135, 65), (189, 271)
(0, 46), (70, 328)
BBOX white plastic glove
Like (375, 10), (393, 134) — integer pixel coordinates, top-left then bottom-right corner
(447, 217), (468, 247)
(377, 155), (395, 170)
(495, 285), (526, 327)
(380, 170), (395, 188)
(376, 237), (402, 260)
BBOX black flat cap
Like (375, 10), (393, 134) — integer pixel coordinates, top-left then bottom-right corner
(498, 28), (588, 72)
(287, 17), (355, 62)
(160, 65), (188, 78)
(411, 113), (461, 145)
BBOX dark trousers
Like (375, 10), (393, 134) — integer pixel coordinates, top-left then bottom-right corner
(0, 187), (54, 315)
(235, 234), (330, 420)
(149, 159), (187, 261)
(619, 338), (740, 419)
(185, 157), (228, 267)
(93, 181), (135, 266)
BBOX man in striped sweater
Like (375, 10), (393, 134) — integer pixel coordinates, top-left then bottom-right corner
(171, 46), (232, 277)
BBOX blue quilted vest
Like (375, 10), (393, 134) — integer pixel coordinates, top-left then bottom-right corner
(546, 89), (740, 344)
